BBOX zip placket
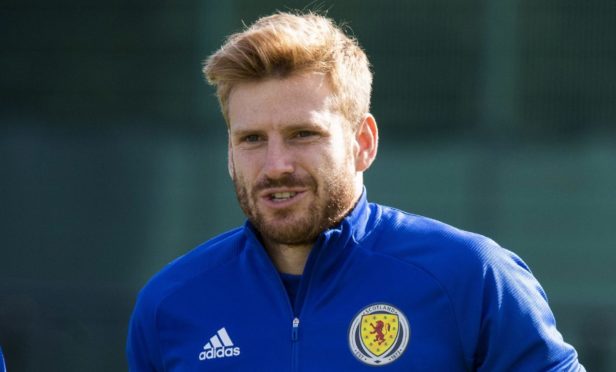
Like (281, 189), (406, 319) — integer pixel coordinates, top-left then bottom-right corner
(244, 220), (345, 371)
(291, 317), (300, 371)
(288, 234), (327, 372)
(292, 317), (300, 341)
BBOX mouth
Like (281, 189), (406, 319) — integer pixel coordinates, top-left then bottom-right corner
(260, 189), (307, 207)
(269, 191), (298, 202)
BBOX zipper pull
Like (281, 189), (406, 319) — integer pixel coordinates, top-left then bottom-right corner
(291, 317), (300, 341)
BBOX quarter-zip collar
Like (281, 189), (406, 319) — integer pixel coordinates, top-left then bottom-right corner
(242, 188), (377, 269)
(241, 189), (380, 314)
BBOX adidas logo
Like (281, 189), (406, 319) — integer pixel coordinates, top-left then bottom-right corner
(198, 327), (241, 361)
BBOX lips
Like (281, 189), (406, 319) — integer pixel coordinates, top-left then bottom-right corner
(262, 188), (305, 201)
(270, 191), (297, 201)
(258, 188), (307, 208)
(254, 175), (315, 207)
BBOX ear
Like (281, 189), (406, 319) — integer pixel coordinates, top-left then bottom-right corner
(354, 113), (379, 172)
(227, 133), (235, 179)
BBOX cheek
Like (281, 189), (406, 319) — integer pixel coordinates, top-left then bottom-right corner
(334, 138), (357, 169)
(232, 152), (260, 177)
(313, 146), (354, 182)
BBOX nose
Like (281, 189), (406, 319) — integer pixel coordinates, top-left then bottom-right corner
(263, 137), (294, 179)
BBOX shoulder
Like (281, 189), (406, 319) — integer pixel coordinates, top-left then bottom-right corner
(369, 204), (508, 264)
(135, 227), (246, 311)
(366, 204), (554, 361)
(364, 204), (532, 290)
(127, 227), (247, 368)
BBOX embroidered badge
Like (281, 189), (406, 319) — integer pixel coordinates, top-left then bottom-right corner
(348, 303), (410, 366)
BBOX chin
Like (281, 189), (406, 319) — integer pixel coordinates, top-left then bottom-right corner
(259, 216), (321, 245)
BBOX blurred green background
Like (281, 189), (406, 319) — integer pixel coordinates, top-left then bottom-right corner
(1, 0), (615, 370)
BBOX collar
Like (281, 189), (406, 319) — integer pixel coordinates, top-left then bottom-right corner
(324, 187), (376, 244)
(241, 188), (381, 314)
(243, 187), (378, 250)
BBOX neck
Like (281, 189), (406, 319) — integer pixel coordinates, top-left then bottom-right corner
(261, 185), (364, 275)
(263, 241), (312, 275)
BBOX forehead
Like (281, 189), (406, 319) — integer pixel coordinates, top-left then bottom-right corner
(227, 73), (339, 130)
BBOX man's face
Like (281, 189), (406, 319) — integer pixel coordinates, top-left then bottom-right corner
(227, 72), (361, 246)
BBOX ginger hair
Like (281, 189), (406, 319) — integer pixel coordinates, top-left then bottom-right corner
(202, 11), (372, 129)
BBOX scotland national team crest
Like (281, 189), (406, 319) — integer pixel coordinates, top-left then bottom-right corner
(348, 303), (410, 366)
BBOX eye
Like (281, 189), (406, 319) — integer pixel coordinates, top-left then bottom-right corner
(243, 134), (262, 143)
(295, 130), (317, 139)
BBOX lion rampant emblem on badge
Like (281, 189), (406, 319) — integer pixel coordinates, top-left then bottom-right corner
(370, 320), (390, 345)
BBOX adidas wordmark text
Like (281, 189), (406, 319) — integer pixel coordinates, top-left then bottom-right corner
(199, 327), (241, 361)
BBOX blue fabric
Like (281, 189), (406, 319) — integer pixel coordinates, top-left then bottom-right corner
(0, 346), (6, 372)
(279, 273), (302, 311)
(127, 191), (584, 371)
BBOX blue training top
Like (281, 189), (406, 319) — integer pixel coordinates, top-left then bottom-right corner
(127, 191), (584, 371)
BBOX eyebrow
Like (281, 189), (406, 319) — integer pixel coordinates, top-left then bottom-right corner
(230, 121), (327, 136)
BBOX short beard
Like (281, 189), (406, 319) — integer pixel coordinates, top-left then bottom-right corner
(233, 169), (356, 246)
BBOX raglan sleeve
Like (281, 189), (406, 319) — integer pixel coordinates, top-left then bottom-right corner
(126, 287), (164, 372)
(474, 242), (585, 371)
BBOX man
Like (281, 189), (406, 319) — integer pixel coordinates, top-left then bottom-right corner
(127, 11), (584, 371)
